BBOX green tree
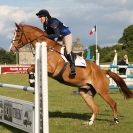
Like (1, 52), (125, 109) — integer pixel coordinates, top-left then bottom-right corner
(0, 48), (16, 64)
(118, 25), (133, 61)
(118, 25), (133, 48)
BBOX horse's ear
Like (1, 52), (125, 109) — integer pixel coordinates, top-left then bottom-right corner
(15, 22), (20, 29)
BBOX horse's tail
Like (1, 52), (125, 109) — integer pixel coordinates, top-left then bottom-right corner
(106, 70), (133, 99)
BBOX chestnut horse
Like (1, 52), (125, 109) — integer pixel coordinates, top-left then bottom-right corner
(10, 23), (133, 125)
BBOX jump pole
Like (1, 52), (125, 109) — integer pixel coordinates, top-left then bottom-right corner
(41, 42), (49, 133)
(34, 42), (49, 133)
(0, 83), (34, 92)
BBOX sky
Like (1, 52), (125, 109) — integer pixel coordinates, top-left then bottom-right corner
(0, 0), (133, 50)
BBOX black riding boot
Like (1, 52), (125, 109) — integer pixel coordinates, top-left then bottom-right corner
(67, 53), (76, 76)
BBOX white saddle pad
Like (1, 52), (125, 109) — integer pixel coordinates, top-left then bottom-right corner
(61, 47), (86, 67)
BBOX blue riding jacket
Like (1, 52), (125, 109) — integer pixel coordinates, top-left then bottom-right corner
(43, 17), (71, 40)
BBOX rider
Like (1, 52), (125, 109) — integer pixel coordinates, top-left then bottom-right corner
(36, 9), (76, 76)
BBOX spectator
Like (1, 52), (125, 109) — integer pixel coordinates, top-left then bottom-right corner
(118, 54), (128, 75)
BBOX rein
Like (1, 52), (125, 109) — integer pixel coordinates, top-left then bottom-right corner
(47, 46), (64, 56)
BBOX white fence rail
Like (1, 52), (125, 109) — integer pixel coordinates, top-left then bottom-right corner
(100, 64), (133, 89)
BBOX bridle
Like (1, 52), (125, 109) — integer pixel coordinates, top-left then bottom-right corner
(11, 27), (30, 51)
(11, 26), (44, 55)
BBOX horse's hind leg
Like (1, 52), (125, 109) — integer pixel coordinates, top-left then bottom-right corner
(100, 92), (119, 124)
(79, 87), (99, 125)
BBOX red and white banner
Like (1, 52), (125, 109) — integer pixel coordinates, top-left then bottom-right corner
(89, 25), (96, 35)
(0, 65), (30, 74)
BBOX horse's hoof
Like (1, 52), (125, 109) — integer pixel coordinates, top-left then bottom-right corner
(114, 118), (119, 124)
(83, 120), (94, 126)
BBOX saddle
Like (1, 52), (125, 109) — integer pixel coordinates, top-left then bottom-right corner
(61, 47), (86, 67)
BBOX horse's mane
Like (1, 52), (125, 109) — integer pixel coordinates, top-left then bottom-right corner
(19, 23), (45, 34)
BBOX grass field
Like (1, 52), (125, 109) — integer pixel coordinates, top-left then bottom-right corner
(0, 74), (133, 133)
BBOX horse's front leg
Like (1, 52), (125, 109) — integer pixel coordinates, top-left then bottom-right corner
(79, 87), (99, 125)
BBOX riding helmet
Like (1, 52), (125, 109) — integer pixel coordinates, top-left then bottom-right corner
(36, 9), (51, 19)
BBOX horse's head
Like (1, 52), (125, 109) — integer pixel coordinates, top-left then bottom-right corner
(10, 23), (46, 52)
(10, 23), (63, 55)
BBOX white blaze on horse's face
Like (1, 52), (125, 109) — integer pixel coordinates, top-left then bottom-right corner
(10, 27), (17, 52)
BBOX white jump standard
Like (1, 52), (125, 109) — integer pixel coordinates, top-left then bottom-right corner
(0, 42), (49, 133)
